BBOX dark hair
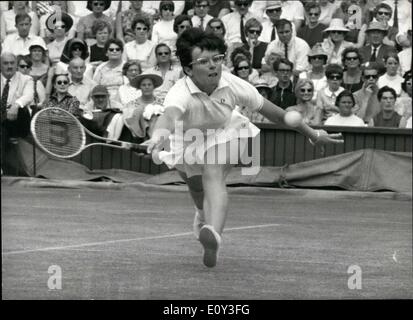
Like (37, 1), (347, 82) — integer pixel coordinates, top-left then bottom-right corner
(91, 19), (112, 36)
(160, 0), (175, 12)
(230, 46), (251, 66)
(305, 2), (321, 14)
(173, 14), (193, 33)
(131, 16), (151, 31)
(361, 61), (380, 75)
(275, 19), (292, 30)
(16, 54), (32, 68)
(375, 3), (392, 17)
(52, 73), (70, 85)
(325, 63), (344, 78)
(104, 38), (124, 53)
(401, 70), (412, 93)
(341, 47), (363, 66)
(233, 57), (252, 75)
(155, 43), (171, 55)
(61, 38), (89, 63)
(15, 12), (31, 25)
(122, 61), (142, 76)
(176, 28), (227, 71)
(377, 86), (397, 100)
(335, 90), (355, 107)
(245, 18), (263, 33)
(234, 0), (253, 6)
(206, 18), (226, 37)
(195, 0), (209, 5)
(383, 52), (400, 64)
(273, 58), (293, 72)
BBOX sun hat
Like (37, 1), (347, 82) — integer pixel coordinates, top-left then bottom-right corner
(130, 73), (164, 89)
(324, 19), (349, 33)
(366, 21), (388, 32)
(86, 0), (112, 12)
(266, 1), (282, 10)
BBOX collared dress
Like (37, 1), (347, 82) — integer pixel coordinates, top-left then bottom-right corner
(42, 92), (81, 117)
(158, 71), (263, 177)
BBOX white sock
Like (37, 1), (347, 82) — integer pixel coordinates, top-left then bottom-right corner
(195, 208), (205, 221)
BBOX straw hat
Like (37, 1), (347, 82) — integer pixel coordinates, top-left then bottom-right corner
(366, 21), (388, 33)
(324, 19), (349, 33)
(29, 38), (47, 52)
(130, 73), (163, 89)
(266, 1), (282, 10)
(308, 44), (328, 59)
(45, 12), (74, 33)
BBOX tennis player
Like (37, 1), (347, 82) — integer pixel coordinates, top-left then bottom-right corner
(145, 29), (344, 268)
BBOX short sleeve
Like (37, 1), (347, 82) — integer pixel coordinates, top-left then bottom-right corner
(226, 73), (264, 112)
(163, 80), (188, 113)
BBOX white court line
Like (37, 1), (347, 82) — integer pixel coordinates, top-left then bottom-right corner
(2, 223), (280, 256)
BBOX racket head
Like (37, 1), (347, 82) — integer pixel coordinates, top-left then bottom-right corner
(31, 107), (86, 158)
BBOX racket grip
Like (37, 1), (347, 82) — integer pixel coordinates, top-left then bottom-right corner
(123, 142), (148, 153)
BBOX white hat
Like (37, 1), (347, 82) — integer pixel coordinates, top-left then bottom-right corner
(266, 1), (282, 10)
(324, 19), (349, 33)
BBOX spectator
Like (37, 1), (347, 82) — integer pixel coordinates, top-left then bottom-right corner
(299, 44), (328, 103)
(396, 70), (412, 128)
(141, 1), (185, 17)
(40, 1), (76, 43)
(207, 0), (231, 19)
(315, 63), (345, 123)
(144, 43), (182, 102)
(264, 19), (310, 75)
(123, 73), (164, 140)
(369, 86), (401, 127)
(192, 0), (213, 30)
(2, 13), (47, 56)
(228, 46), (259, 81)
(260, 52), (281, 88)
(353, 62), (381, 123)
(205, 17), (226, 40)
(232, 57), (252, 83)
(89, 20), (111, 65)
(221, 0), (256, 46)
(93, 38), (125, 102)
(297, 2), (327, 49)
(124, 16), (156, 72)
(286, 79), (319, 126)
(77, 0), (114, 47)
(318, 0), (338, 26)
(116, 0), (153, 43)
(243, 18), (268, 71)
(174, 14), (193, 37)
(151, 1), (178, 58)
(359, 21), (396, 64)
(245, 79), (272, 123)
(324, 90), (365, 126)
(43, 73), (81, 117)
(67, 57), (97, 108)
(398, 29), (411, 76)
(1, 52), (33, 158)
(280, 0), (305, 31)
(377, 53), (403, 96)
(341, 47), (363, 93)
(382, 0), (412, 35)
(28, 40), (49, 87)
(46, 12), (74, 66)
(118, 61), (143, 105)
(269, 58), (296, 109)
(0, 1), (40, 42)
(321, 18), (353, 66)
(16, 55), (46, 114)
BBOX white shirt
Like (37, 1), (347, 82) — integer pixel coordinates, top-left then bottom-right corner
(68, 76), (97, 107)
(47, 37), (69, 65)
(151, 19), (177, 53)
(142, 1), (185, 16)
(0, 72), (34, 108)
(383, 0), (412, 33)
(2, 34), (47, 56)
(259, 19), (296, 43)
(221, 11), (258, 45)
(1, 9), (39, 38)
(264, 36), (310, 72)
(377, 73), (404, 96)
(118, 81), (142, 105)
(398, 47), (411, 76)
(280, 1), (305, 23)
(123, 40), (156, 72)
(324, 114), (366, 126)
(191, 14), (213, 30)
(406, 116), (412, 128)
(319, 1), (339, 26)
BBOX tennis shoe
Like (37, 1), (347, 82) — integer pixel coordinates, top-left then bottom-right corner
(199, 225), (221, 268)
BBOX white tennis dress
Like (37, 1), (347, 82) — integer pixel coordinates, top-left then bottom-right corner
(159, 72), (264, 177)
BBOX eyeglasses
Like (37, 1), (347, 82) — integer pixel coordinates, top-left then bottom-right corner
(248, 29), (261, 35)
(266, 8), (282, 13)
(237, 66), (250, 71)
(108, 47), (121, 52)
(56, 80), (69, 85)
(377, 11), (391, 16)
(161, 6), (174, 12)
(328, 75), (343, 80)
(136, 27), (148, 31)
(345, 56), (359, 61)
(93, 2), (105, 6)
(330, 31), (346, 35)
(277, 68), (292, 73)
(178, 24), (191, 29)
(363, 74), (378, 80)
(300, 88), (313, 93)
(19, 64), (30, 69)
(310, 55), (326, 60)
(308, 12), (320, 17)
(157, 51), (170, 56)
(235, 2), (250, 8)
(189, 53), (226, 66)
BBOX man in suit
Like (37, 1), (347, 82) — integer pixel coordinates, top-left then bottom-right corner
(360, 21), (397, 65)
(1, 52), (34, 168)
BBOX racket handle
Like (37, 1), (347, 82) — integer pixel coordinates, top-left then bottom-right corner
(121, 142), (148, 153)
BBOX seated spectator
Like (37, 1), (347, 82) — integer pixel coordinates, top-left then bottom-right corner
(16, 55), (46, 114)
(398, 28), (411, 76)
(192, 0), (213, 30)
(42, 73), (81, 117)
(359, 21), (396, 65)
(240, 79), (272, 123)
(299, 44), (328, 103)
(2, 13), (46, 56)
(259, 52), (280, 88)
(67, 57), (97, 108)
(116, 0), (153, 44)
(280, 0), (305, 31)
(321, 18), (353, 66)
(151, 1), (178, 58)
(93, 38), (125, 102)
(243, 18), (268, 71)
(46, 12), (74, 65)
(83, 84), (124, 140)
(123, 73), (164, 140)
(377, 53), (404, 96)
(205, 17), (226, 40)
(1, 52), (33, 159)
(228, 46), (259, 81)
(89, 20), (111, 65)
(341, 47), (363, 93)
(207, 0), (231, 19)
(286, 79), (319, 126)
(297, 2), (327, 49)
(396, 70), (412, 128)
(324, 90), (365, 126)
(27, 40), (49, 86)
(369, 86), (401, 128)
(269, 58), (297, 109)
(144, 43), (182, 103)
(123, 16), (156, 72)
(118, 61), (143, 105)
(318, 0), (338, 27)
(55, 38), (94, 78)
(0, 1), (40, 42)
(77, 0), (114, 47)
(315, 63), (345, 123)
(40, 2), (76, 43)
(264, 19), (310, 75)
(232, 56), (252, 83)
(174, 14), (193, 37)
(353, 62), (381, 123)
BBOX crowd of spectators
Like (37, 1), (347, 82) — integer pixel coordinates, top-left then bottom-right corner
(1, 0), (412, 172)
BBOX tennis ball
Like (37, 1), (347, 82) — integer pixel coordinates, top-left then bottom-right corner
(284, 111), (303, 127)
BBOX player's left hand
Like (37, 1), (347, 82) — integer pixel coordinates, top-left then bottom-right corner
(312, 129), (344, 156)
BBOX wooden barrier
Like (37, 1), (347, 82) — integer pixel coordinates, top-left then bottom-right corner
(73, 125), (412, 174)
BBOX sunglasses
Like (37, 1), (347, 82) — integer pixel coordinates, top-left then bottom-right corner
(93, 2), (105, 7)
(56, 80), (69, 85)
(377, 11), (391, 16)
(136, 27), (148, 31)
(266, 8), (282, 13)
(178, 24), (191, 29)
(195, 4), (208, 8)
(364, 74), (378, 80)
(328, 75), (343, 80)
(248, 29), (261, 35)
(345, 56), (359, 61)
(236, 2), (250, 8)
(108, 47), (121, 52)
(237, 66), (250, 71)
(300, 88), (313, 93)
(161, 6), (174, 12)
(157, 51), (170, 56)
(309, 12), (320, 16)
(19, 64), (30, 69)
(310, 55), (326, 60)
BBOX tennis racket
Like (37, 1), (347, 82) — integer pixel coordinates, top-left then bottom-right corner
(31, 107), (147, 159)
